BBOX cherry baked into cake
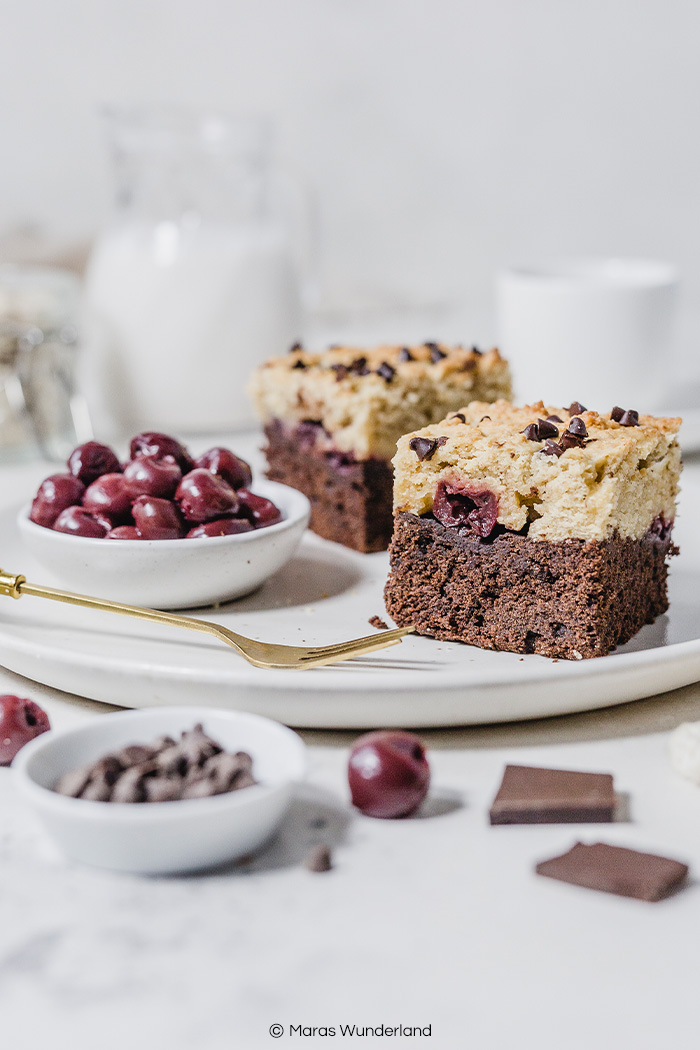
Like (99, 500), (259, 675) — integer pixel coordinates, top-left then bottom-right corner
(384, 400), (682, 659)
(248, 342), (511, 552)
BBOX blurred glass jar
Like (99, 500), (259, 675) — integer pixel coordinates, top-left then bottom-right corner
(83, 106), (306, 435)
(0, 265), (91, 462)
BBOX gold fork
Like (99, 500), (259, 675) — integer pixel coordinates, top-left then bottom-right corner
(0, 569), (413, 670)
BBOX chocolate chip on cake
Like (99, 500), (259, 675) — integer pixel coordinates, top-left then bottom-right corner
(471, 345), (483, 355)
(547, 414), (564, 423)
(537, 418), (560, 440)
(568, 401), (587, 415)
(288, 342), (303, 353)
(451, 412), (466, 423)
(376, 362), (396, 383)
(541, 439), (565, 457)
(613, 407), (640, 427)
(292, 359), (306, 369)
(425, 342), (446, 362)
(349, 356), (370, 376)
(522, 423), (540, 441)
(398, 347), (414, 362)
(409, 437), (440, 461)
(567, 417), (588, 437)
(330, 363), (349, 381)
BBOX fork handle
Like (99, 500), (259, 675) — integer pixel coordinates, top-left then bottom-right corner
(0, 568), (243, 651)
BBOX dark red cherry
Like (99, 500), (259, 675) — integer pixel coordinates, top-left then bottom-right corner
(131, 496), (184, 539)
(123, 454), (181, 499)
(195, 447), (252, 490)
(106, 525), (143, 540)
(186, 518), (254, 538)
(30, 474), (85, 528)
(348, 730), (430, 818)
(129, 432), (195, 473)
(82, 474), (133, 519)
(0, 695), (51, 765)
(67, 442), (121, 485)
(53, 507), (108, 538)
(175, 469), (239, 523)
(237, 489), (282, 528)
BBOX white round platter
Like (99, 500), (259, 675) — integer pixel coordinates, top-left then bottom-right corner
(0, 476), (699, 729)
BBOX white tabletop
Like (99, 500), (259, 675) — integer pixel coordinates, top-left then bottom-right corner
(2, 448), (700, 1050)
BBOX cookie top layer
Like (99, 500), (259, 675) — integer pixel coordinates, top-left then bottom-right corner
(248, 343), (511, 460)
(393, 400), (682, 542)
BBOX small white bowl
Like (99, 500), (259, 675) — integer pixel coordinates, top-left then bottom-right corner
(18, 479), (310, 609)
(12, 707), (307, 875)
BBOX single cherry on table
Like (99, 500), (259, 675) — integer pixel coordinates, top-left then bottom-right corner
(0, 695), (51, 765)
(348, 730), (431, 818)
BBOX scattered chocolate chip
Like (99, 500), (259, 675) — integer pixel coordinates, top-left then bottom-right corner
(409, 437), (440, 461)
(288, 342), (303, 353)
(568, 401), (587, 415)
(369, 615), (389, 630)
(304, 844), (333, 873)
(547, 415), (564, 423)
(349, 356), (370, 376)
(376, 361), (396, 383)
(620, 409), (639, 427)
(424, 342), (446, 362)
(398, 347), (413, 362)
(535, 842), (688, 902)
(292, 359), (306, 369)
(611, 405), (624, 422)
(522, 423), (540, 441)
(567, 417), (588, 438)
(479, 415), (491, 422)
(330, 363), (348, 381)
(489, 765), (616, 825)
(451, 412), (466, 423)
(540, 439), (564, 457)
(537, 418), (560, 440)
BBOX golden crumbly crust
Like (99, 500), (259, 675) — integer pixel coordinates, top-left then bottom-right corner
(393, 400), (682, 542)
(248, 343), (512, 460)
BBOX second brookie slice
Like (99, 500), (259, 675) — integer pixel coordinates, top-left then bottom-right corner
(384, 400), (682, 659)
(248, 342), (511, 552)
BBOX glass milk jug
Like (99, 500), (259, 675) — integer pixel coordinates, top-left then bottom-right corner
(84, 107), (303, 435)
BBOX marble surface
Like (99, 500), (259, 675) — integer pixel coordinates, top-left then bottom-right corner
(2, 453), (700, 1050)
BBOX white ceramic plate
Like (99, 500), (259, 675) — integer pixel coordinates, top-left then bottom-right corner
(1, 475), (700, 728)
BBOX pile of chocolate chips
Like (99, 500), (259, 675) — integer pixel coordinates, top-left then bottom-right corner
(55, 724), (256, 803)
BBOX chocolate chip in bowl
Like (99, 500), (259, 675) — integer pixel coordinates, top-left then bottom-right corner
(12, 707), (307, 874)
(17, 431), (311, 609)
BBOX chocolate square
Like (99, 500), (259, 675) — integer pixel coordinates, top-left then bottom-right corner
(489, 765), (616, 825)
(535, 842), (688, 902)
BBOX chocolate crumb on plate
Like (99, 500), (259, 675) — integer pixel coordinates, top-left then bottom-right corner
(369, 615), (389, 630)
(304, 844), (333, 873)
(535, 841), (688, 901)
(489, 765), (616, 825)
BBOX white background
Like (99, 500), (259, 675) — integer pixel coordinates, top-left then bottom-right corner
(1, 0), (700, 351)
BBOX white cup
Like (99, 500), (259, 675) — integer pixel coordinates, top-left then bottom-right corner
(496, 258), (679, 412)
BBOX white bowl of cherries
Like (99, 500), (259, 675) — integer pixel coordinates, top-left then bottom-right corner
(18, 432), (310, 609)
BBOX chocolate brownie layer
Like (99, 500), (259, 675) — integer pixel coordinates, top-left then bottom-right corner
(384, 512), (675, 659)
(264, 422), (393, 552)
